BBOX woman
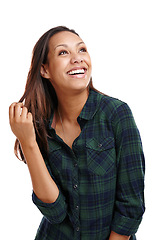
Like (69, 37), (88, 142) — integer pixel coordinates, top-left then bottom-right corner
(9, 26), (145, 240)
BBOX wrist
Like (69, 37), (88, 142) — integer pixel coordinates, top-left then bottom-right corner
(20, 140), (39, 164)
(20, 139), (37, 151)
(109, 231), (130, 240)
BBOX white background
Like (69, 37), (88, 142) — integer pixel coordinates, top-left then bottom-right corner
(1, 0), (160, 239)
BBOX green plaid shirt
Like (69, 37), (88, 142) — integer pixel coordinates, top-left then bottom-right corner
(32, 89), (145, 240)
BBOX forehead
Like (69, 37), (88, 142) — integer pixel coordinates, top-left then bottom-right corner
(49, 31), (83, 49)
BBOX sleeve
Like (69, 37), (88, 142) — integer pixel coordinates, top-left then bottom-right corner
(111, 102), (145, 236)
(32, 189), (67, 224)
(32, 158), (68, 224)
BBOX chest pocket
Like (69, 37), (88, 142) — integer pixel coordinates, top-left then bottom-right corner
(86, 137), (116, 176)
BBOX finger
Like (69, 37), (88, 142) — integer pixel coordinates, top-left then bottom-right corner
(9, 102), (17, 121)
(27, 112), (33, 122)
(21, 106), (28, 120)
(14, 102), (24, 119)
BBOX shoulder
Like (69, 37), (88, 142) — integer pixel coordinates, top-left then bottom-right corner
(101, 94), (125, 110)
(95, 91), (132, 122)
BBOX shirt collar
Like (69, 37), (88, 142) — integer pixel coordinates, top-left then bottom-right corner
(78, 89), (103, 120)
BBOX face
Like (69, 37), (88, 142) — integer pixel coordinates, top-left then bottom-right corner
(41, 31), (92, 96)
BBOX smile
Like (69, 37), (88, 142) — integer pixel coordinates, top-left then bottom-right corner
(67, 68), (86, 75)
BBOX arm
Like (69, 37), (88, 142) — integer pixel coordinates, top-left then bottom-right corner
(109, 231), (130, 240)
(22, 141), (59, 203)
(110, 103), (145, 236)
(9, 102), (59, 203)
(9, 102), (67, 223)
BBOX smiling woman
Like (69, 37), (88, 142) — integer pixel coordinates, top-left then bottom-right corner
(9, 26), (145, 240)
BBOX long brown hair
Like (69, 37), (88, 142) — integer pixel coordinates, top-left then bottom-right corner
(14, 26), (95, 163)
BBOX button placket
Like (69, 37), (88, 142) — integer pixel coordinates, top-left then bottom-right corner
(71, 149), (80, 237)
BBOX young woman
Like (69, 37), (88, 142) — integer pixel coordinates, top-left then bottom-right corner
(9, 26), (145, 240)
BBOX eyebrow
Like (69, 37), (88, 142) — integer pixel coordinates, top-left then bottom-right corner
(54, 41), (84, 50)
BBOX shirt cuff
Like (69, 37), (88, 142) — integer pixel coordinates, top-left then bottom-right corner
(111, 212), (142, 236)
(32, 191), (67, 223)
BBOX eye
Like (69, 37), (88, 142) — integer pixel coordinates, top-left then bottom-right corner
(58, 50), (68, 56)
(79, 47), (87, 53)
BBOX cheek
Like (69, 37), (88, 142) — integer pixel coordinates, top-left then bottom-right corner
(87, 59), (92, 74)
(55, 59), (68, 73)
(85, 55), (92, 67)
(49, 61), (65, 78)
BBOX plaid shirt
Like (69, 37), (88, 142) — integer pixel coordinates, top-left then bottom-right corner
(32, 89), (145, 240)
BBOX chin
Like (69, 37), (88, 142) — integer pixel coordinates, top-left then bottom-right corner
(72, 79), (90, 90)
(67, 83), (89, 95)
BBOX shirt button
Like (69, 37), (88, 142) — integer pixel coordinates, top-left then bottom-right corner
(75, 205), (79, 210)
(76, 227), (80, 232)
(73, 184), (78, 189)
(98, 143), (102, 148)
(74, 163), (78, 167)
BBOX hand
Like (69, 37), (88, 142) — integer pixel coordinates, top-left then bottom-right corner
(9, 102), (36, 147)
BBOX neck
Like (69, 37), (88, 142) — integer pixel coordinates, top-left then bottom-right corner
(56, 89), (89, 123)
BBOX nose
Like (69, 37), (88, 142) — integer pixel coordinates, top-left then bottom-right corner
(70, 53), (83, 64)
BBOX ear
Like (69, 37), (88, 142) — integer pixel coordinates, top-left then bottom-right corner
(40, 64), (50, 79)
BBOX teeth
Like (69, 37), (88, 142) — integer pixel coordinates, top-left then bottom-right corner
(68, 68), (85, 75)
